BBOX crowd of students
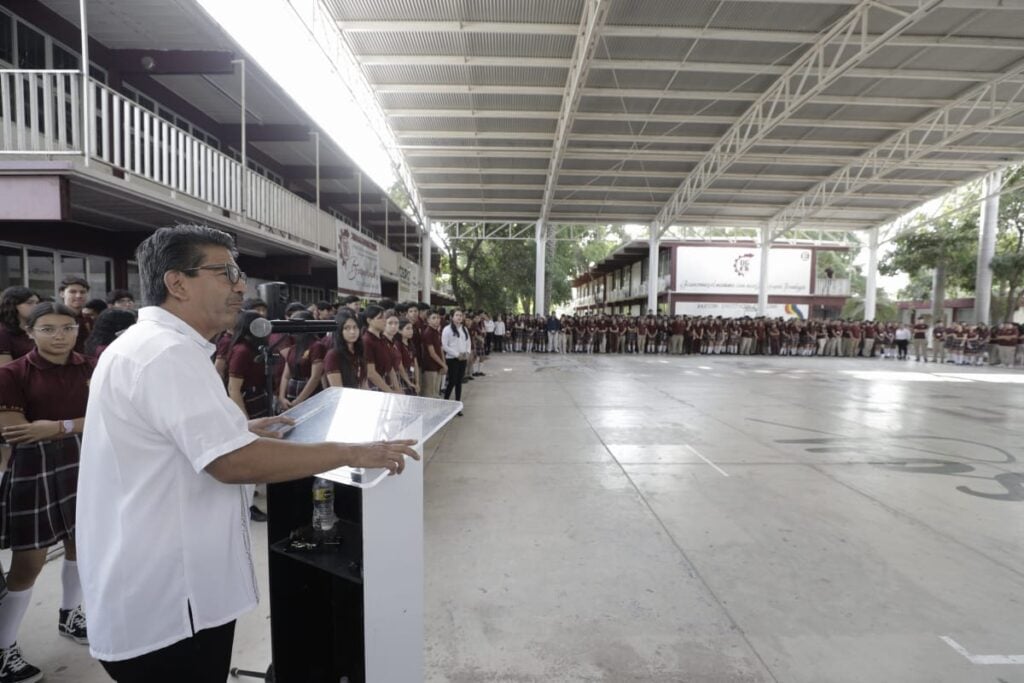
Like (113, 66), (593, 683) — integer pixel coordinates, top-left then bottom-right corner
(0, 275), (493, 682)
(485, 313), (1024, 365)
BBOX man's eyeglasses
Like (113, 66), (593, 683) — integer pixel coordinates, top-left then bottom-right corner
(33, 324), (79, 337)
(182, 263), (246, 285)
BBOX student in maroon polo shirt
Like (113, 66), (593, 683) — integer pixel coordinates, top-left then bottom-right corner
(277, 311), (326, 411)
(83, 308), (137, 360)
(0, 287), (39, 367)
(58, 277), (93, 355)
(396, 320), (420, 395)
(383, 314), (409, 394)
(0, 302), (93, 679)
(419, 311), (446, 397)
(227, 310), (270, 419)
(324, 310), (366, 389)
(361, 305), (398, 392)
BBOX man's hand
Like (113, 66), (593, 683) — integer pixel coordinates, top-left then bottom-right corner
(346, 440), (420, 475)
(3, 420), (61, 444)
(249, 416), (296, 439)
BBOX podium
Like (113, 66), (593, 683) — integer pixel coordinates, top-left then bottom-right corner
(265, 388), (461, 683)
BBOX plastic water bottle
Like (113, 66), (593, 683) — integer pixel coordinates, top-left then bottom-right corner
(312, 478), (338, 532)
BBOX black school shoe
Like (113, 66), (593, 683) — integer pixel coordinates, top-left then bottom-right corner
(58, 605), (89, 645)
(0, 643), (42, 682)
(250, 505), (268, 522)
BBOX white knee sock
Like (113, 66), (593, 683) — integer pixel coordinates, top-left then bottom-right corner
(0, 588), (33, 648)
(61, 560), (82, 611)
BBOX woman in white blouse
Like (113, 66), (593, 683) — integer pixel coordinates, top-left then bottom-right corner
(441, 309), (471, 414)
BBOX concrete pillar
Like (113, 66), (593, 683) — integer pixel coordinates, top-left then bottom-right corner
(758, 226), (771, 315)
(535, 220), (546, 315)
(420, 218), (432, 305)
(865, 226), (879, 320)
(79, 0), (90, 166)
(647, 223), (660, 314)
(975, 169), (1002, 324)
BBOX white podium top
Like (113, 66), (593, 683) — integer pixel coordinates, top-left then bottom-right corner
(279, 388), (462, 487)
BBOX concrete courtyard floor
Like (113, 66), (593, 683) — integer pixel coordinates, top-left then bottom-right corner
(4, 351), (1023, 682)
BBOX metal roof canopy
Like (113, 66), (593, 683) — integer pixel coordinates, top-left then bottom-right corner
(327, 0), (1024, 235)
(32, 0), (426, 260)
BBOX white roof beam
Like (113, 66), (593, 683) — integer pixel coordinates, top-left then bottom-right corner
(381, 84), (1017, 109)
(340, 21), (1021, 51)
(653, 0), (945, 233)
(361, 55), (999, 82)
(767, 62), (1024, 234)
(539, 0), (610, 224)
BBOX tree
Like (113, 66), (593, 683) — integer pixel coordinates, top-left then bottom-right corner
(880, 195), (979, 320)
(989, 165), (1024, 322)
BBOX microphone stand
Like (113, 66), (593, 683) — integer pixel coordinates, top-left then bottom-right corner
(232, 334), (291, 683)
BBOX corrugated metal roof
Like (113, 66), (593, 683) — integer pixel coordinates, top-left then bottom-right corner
(326, 0), (1024, 227)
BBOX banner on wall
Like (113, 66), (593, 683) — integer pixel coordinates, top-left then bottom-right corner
(397, 256), (420, 301)
(337, 225), (381, 296)
(673, 301), (808, 319)
(675, 246), (811, 295)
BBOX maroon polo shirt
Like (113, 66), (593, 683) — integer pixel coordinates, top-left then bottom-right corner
(227, 342), (266, 393)
(324, 346), (366, 388)
(0, 348), (94, 421)
(362, 330), (393, 376)
(0, 326), (35, 361)
(421, 326), (444, 372)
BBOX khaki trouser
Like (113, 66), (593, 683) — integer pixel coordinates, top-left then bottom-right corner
(912, 338), (927, 359)
(998, 345), (1016, 367)
(862, 338), (874, 358)
(739, 337), (753, 355)
(421, 370), (442, 397)
(670, 334), (684, 354)
(931, 342), (946, 363)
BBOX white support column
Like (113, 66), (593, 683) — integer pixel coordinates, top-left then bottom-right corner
(231, 59), (247, 215)
(647, 223), (659, 314)
(420, 218), (432, 305)
(758, 226), (771, 315)
(535, 220), (546, 315)
(312, 131), (320, 209)
(79, 0), (90, 165)
(865, 226), (879, 320)
(975, 169), (1002, 324)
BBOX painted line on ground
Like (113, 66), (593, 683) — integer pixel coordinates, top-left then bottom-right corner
(685, 444), (730, 477)
(941, 636), (1024, 665)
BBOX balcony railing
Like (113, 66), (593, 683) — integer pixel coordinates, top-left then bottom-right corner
(814, 278), (851, 296)
(0, 70), (375, 259)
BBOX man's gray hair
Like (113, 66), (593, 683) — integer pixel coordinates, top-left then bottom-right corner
(136, 224), (237, 306)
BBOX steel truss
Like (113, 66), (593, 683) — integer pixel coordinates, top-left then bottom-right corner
(440, 222), (604, 242)
(766, 63), (1024, 237)
(540, 0), (609, 225)
(653, 0), (943, 236)
(662, 226), (861, 247)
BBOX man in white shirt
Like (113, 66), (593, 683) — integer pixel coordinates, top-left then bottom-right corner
(77, 225), (418, 682)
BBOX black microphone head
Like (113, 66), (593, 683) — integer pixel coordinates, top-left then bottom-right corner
(250, 317), (273, 338)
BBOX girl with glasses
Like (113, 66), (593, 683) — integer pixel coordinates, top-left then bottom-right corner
(0, 302), (93, 682)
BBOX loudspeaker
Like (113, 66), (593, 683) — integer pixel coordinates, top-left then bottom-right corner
(258, 282), (289, 320)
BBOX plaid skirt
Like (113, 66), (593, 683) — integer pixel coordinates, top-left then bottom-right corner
(243, 387), (270, 419)
(0, 436), (80, 551)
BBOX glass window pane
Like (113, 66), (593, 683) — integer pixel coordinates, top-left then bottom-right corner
(51, 43), (78, 70)
(0, 11), (12, 65)
(87, 257), (111, 297)
(61, 255), (86, 282)
(27, 250), (54, 298)
(0, 245), (24, 290)
(16, 22), (45, 69)
(126, 261), (140, 300)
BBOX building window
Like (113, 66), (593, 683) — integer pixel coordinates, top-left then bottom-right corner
(87, 256), (111, 296)
(15, 21), (45, 69)
(0, 245), (24, 289)
(27, 250), (54, 297)
(51, 42), (78, 70)
(127, 261), (140, 299)
(0, 11), (12, 65)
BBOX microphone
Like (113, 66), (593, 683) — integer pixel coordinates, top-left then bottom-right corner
(250, 318), (338, 339)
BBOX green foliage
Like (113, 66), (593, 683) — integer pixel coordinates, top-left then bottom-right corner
(439, 225), (622, 314)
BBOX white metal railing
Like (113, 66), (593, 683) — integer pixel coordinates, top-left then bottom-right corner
(0, 70), (82, 154)
(814, 277), (851, 296)
(1, 72), (400, 260)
